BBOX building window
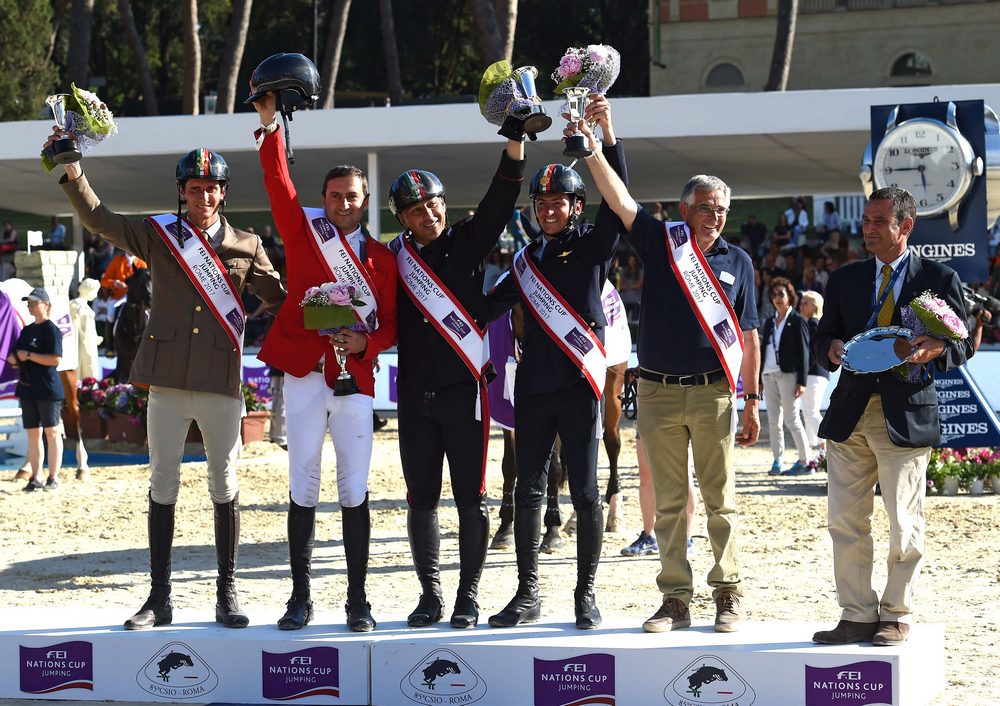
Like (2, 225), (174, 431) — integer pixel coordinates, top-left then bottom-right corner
(890, 52), (932, 78)
(705, 63), (745, 88)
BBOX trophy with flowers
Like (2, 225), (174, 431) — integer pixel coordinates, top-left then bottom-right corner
(41, 84), (118, 171)
(479, 60), (552, 140)
(301, 282), (365, 395)
(551, 44), (621, 159)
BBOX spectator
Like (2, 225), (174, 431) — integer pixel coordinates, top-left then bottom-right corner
(617, 251), (643, 324)
(784, 198), (809, 246)
(800, 264), (823, 297)
(93, 287), (116, 357)
(741, 214), (767, 257)
(1, 220), (17, 254)
(649, 202), (665, 221)
(798, 291), (829, 453)
(817, 201), (841, 243)
(773, 213), (792, 250)
(814, 255), (830, 291)
(508, 206), (532, 250)
(48, 216), (66, 249)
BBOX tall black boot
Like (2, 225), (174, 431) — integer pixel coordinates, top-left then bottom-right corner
(407, 508), (443, 627)
(214, 493), (249, 628)
(488, 506), (542, 627)
(278, 498), (315, 630)
(574, 499), (604, 629)
(452, 498), (488, 628)
(124, 494), (175, 630)
(342, 493), (375, 632)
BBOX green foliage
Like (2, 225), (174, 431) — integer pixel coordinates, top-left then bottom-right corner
(0, 0), (57, 121)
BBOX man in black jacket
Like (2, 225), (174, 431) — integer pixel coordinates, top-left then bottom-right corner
(486, 94), (626, 630)
(388, 122), (526, 630)
(812, 187), (973, 646)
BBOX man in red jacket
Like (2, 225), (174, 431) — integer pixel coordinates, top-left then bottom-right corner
(252, 93), (398, 632)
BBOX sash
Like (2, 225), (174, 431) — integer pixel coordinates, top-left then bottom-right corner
(663, 221), (743, 392)
(302, 207), (379, 332)
(147, 214), (246, 353)
(390, 234), (488, 380)
(511, 247), (606, 398)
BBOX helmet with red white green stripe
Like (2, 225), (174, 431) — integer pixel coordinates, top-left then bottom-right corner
(388, 169), (445, 221)
(529, 163), (586, 206)
(176, 148), (230, 186)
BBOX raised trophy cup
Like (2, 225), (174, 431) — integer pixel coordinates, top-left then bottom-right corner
(562, 86), (593, 159)
(514, 66), (552, 135)
(45, 94), (82, 164)
(333, 330), (360, 396)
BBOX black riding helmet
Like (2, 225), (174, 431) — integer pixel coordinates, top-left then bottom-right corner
(529, 163), (587, 230)
(388, 170), (446, 223)
(244, 53), (321, 111)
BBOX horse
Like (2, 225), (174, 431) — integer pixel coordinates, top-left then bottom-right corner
(113, 268), (151, 382)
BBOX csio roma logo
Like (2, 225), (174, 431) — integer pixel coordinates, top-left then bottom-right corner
(136, 641), (219, 700)
(400, 648), (487, 704)
(664, 655), (756, 706)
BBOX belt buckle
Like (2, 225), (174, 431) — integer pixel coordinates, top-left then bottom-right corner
(678, 374), (699, 388)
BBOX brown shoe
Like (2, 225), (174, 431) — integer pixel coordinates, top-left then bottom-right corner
(714, 590), (743, 632)
(872, 621), (909, 646)
(642, 598), (690, 633)
(812, 619), (879, 644)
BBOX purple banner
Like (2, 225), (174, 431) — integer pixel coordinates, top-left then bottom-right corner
(0, 290), (23, 399)
(20, 641), (93, 694)
(805, 661), (892, 706)
(533, 653), (614, 706)
(262, 646), (339, 701)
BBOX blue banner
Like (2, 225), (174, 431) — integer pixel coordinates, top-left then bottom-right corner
(935, 365), (1000, 447)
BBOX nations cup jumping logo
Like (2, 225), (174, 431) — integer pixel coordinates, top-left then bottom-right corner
(400, 648), (487, 704)
(262, 646), (340, 701)
(19, 641), (93, 694)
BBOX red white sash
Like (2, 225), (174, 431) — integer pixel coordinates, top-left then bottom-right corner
(390, 234), (488, 380)
(302, 207), (379, 332)
(512, 246), (606, 398)
(147, 214), (246, 353)
(663, 221), (743, 392)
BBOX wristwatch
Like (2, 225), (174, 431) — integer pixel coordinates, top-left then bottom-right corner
(743, 393), (761, 401)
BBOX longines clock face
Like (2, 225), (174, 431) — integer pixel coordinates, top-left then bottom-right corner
(873, 118), (973, 218)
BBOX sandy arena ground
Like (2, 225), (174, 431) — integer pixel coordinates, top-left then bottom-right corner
(0, 415), (997, 706)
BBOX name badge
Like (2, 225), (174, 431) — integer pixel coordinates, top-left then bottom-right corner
(719, 271), (736, 285)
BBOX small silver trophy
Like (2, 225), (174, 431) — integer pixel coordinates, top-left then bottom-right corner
(562, 86), (593, 159)
(513, 66), (552, 135)
(333, 329), (360, 396)
(44, 94), (82, 164)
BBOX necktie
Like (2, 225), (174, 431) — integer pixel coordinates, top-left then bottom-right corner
(876, 264), (895, 327)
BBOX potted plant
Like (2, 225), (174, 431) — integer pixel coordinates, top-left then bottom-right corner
(76, 376), (109, 440)
(103, 383), (149, 445)
(989, 450), (1000, 494)
(965, 449), (988, 495)
(937, 448), (962, 496)
(925, 448), (944, 495)
(240, 381), (268, 444)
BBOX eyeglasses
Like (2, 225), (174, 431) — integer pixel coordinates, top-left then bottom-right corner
(695, 204), (730, 218)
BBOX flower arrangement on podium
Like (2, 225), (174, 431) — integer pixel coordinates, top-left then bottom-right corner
(41, 83), (118, 171)
(895, 291), (968, 382)
(300, 282), (363, 335)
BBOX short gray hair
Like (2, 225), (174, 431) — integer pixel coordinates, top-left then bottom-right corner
(680, 175), (731, 205)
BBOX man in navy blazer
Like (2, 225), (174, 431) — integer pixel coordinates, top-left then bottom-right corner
(812, 187), (973, 646)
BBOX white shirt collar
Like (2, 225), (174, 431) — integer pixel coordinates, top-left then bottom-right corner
(876, 250), (907, 273)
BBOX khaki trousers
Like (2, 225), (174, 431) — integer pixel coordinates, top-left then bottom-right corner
(637, 377), (740, 605)
(148, 386), (243, 505)
(827, 394), (929, 624)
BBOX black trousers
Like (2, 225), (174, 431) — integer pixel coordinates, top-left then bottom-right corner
(398, 382), (488, 511)
(513, 379), (600, 510)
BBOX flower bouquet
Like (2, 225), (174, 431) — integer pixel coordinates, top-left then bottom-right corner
(301, 282), (363, 335)
(41, 84), (118, 171)
(895, 291), (968, 382)
(478, 61), (549, 133)
(550, 44), (621, 103)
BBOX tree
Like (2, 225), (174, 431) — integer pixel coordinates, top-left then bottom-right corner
(117, 0), (159, 115)
(216, 0), (254, 113)
(46, 0), (70, 65)
(378, 0), (403, 105)
(471, 0), (504, 65)
(495, 0), (517, 63)
(0, 0), (56, 121)
(181, 0), (202, 114)
(318, 0), (352, 109)
(764, 0), (798, 91)
(66, 0), (95, 88)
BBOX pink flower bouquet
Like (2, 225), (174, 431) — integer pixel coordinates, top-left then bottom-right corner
(300, 282), (363, 334)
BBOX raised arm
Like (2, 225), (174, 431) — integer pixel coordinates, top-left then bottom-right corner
(573, 119), (638, 233)
(252, 93), (309, 244)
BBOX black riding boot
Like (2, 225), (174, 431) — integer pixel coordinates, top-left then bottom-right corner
(452, 499), (488, 628)
(214, 493), (249, 628)
(278, 498), (316, 630)
(488, 506), (542, 627)
(407, 508), (443, 627)
(574, 499), (604, 629)
(124, 494), (174, 629)
(343, 493), (376, 632)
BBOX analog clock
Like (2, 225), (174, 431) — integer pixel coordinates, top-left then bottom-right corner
(868, 102), (983, 229)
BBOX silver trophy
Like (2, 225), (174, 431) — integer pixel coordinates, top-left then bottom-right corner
(333, 329), (360, 396)
(562, 86), (593, 159)
(513, 66), (552, 135)
(45, 94), (82, 164)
